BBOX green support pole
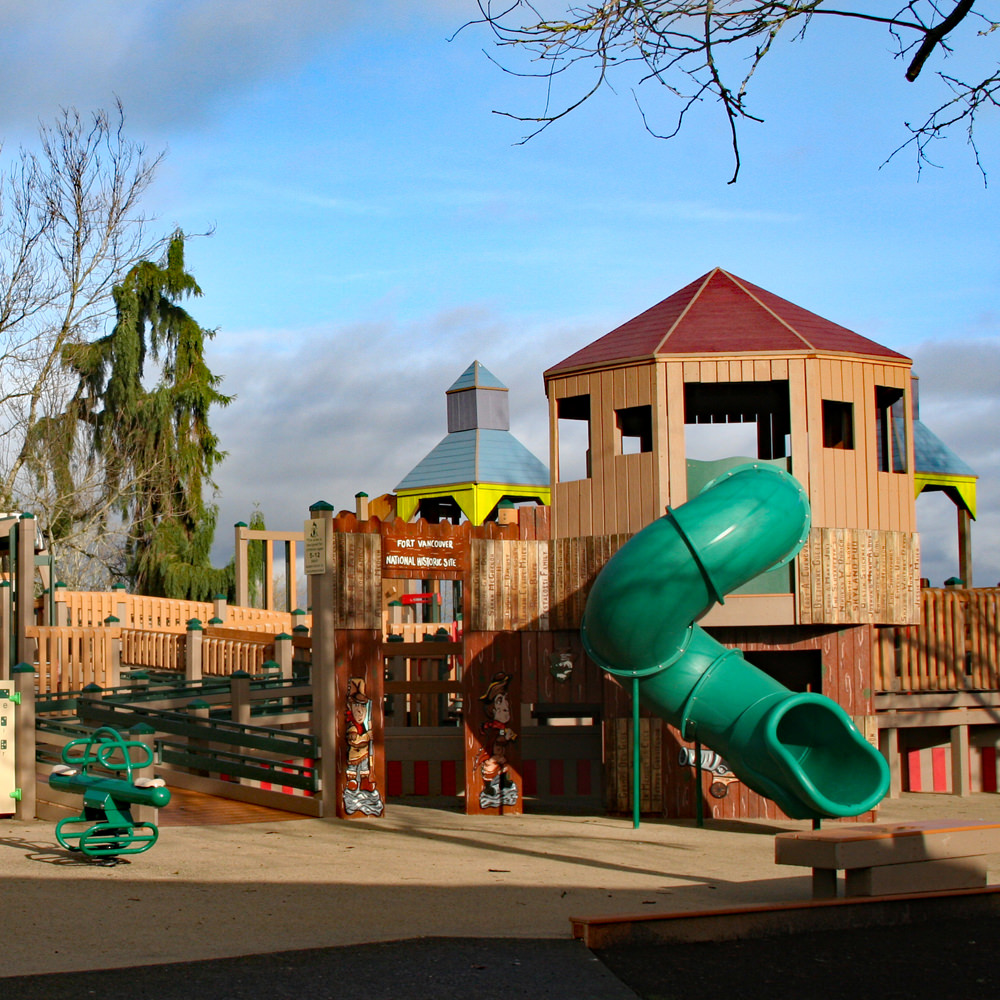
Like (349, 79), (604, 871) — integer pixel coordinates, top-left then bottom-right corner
(632, 676), (640, 830)
(694, 735), (704, 828)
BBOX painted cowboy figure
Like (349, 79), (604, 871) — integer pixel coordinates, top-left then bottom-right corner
(476, 671), (518, 808)
(345, 677), (375, 793)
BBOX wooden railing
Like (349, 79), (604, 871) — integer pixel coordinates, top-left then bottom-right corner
(876, 588), (1000, 693)
(26, 625), (121, 694)
(121, 628), (185, 672)
(200, 627), (275, 676)
(50, 590), (309, 633)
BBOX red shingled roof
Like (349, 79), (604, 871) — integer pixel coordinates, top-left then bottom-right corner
(546, 268), (909, 375)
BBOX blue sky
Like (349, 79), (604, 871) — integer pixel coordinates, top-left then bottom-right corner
(1, 1), (997, 586)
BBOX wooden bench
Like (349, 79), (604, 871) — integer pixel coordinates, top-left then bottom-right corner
(775, 820), (1000, 899)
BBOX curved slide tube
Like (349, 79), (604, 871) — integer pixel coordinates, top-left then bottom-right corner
(581, 463), (889, 819)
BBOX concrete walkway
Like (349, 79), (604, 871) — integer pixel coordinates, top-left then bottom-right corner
(2, 793), (999, 982)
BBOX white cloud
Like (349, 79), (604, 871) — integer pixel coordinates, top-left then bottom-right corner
(0, 1), (464, 131)
(206, 307), (596, 561)
(910, 337), (1000, 587)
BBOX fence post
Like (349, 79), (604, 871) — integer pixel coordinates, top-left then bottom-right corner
(274, 633), (293, 681)
(307, 501), (337, 818)
(230, 670), (251, 727)
(186, 619), (204, 682)
(105, 616), (122, 689)
(130, 723), (159, 825)
(950, 723), (970, 797)
(13, 663), (36, 820)
(112, 581), (129, 627)
(15, 514), (37, 666)
(1, 581), (10, 680)
(234, 522), (249, 607)
(214, 593), (228, 624)
(52, 581), (69, 627)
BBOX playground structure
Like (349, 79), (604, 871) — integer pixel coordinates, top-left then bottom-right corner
(1, 268), (999, 825)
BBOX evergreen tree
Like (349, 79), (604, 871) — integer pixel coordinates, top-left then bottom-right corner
(65, 232), (233, 598)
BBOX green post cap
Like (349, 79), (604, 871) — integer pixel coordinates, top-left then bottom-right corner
(19, 512), (35, 520)
(83, 683), (103, 693)
(235, 521), (248, 527)
(130, 722), (156, 736)
(12, 663), (35, 674)
(208, 616), (224, 625)
(187, 699), (211, 710)
(104, 615), (120, 624)
(945, 576), (964, 587)
(309, 501), (335, 512)
(230, 670), (251, 679)
(112, 582), (127, 591)
(186, 618), (203, 630)
(355, 491), (369, 498)
(293, 624), (309, 634)
(275, 633), (292, 641)
(262, 660), (279, 670)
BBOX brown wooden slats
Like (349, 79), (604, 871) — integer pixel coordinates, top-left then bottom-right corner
(875, 588), (1000, 694)
(795, 527), (920, 626)
(27, 625), (119, 693)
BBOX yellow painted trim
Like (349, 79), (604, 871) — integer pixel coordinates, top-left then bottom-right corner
(914, 473), (977, 518)
(395, 483), (551, 525)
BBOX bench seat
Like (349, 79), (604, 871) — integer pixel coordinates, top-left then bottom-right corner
(775, 820), (1000, 898)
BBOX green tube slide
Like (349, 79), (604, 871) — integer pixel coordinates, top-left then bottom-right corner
(581, 462), (889, 820)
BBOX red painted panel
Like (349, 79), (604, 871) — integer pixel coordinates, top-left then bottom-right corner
(414, 760), (430, 796)
(440, 759), (457, 797)
(932, 747), (948, 792)
(577, 759), (592, 796)
(983, 748), (998, 794)
(523, 759), (537, 796)
(908, 749), (922, 792)
(550, 758), (565, 796)
(387, 760), (403, 798)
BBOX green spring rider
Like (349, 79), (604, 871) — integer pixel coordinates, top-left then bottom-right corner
(49, 726), (171, 860)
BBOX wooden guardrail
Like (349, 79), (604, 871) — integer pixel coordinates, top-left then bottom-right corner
(26, 625), (121, 694)
(876, 587), (1000, 693)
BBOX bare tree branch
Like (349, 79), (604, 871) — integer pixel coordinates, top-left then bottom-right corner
(463, 1), (998, 181)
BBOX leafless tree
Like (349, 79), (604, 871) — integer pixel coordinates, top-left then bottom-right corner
(0, 101), (168, 585)
(464, 1), (998, 182)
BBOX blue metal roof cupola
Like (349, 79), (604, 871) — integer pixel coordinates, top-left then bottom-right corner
(395, 361), (550, 524)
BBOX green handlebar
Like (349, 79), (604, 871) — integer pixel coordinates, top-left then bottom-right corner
(49, 770), (171, 809)
(581, 463), (889, 820)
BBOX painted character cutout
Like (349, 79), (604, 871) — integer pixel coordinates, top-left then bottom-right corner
(476, 672), (518, 809)
(343, 677), (384, 817)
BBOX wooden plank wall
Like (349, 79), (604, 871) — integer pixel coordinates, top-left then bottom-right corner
(797, 527), (920, 626)
(876, 588), (1000, 693)
(807, 357), (913, 533)
(548, 364), (660, 539)
(655, 624), (877, 821)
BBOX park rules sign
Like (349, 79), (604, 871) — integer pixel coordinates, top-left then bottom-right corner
(304, 517), (331, 575)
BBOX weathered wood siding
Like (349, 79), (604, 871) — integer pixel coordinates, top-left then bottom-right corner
(797, 527), (921, 626)
(876, 588), (1000, 693)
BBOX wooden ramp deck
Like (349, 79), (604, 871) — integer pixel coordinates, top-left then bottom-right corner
(157, 787), (306, 827)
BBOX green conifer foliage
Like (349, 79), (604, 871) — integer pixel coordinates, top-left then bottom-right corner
(67, 232), (233, 598)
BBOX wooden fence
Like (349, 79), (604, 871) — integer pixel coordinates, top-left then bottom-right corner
(50, 590), (308, 633)
(27, 621), (293, 692)
(26, 626), (121, 694)
(876, 588), (1000, 692)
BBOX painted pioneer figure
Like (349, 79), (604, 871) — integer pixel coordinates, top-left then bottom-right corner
(342, 677), (384, 816)
(346, 677), (375, 792)
(476, 672), (518, 808)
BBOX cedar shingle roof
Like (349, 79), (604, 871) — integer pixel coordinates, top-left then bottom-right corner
(546, 268), (909, 376)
